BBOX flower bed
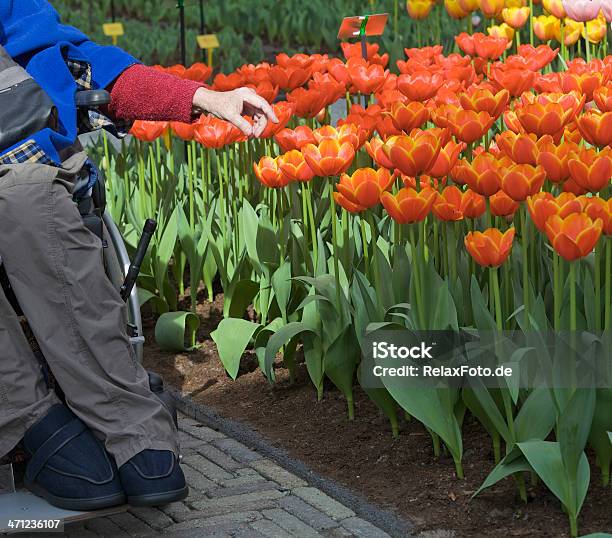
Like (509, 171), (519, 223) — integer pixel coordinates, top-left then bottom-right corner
(93, 6), (611, 535)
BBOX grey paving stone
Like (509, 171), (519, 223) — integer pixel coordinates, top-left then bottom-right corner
(85, 516), (130, 536)
(262, 508), (321, 537)
(292, 488), (355, 521)
(183, 453), (234, 482)
(66, 526), (99, 538)
(249, 459), (307, 489)
(165, 511), (262, 532)
(181, 462), (217, 493)
(109, 512), (157, 536)
(191, 489), (288, 513)
(160, 501), (192, 520)
(179, 432), (206, 450)
(128, 507), (174, 530)
(164, 529), (232, 538)
(180, 423), (226, 442)
(415, 531), (456, 538)
(221, 473), (268, 489)
(175, 499), (279, 522)
(212, 438), (263, 463)
(341, 517), (391, 538)
(205, 479), (282, 498)
(236, 467), (261, 477)
(198, 443), (243, 471)
(250, 519), (293, 538)
(276, 495), (337, 531)
(231, 524), (270, 538)
(323, 528), (354, 538)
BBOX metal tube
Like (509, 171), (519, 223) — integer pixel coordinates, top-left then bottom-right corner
(178, 0), (187, 66)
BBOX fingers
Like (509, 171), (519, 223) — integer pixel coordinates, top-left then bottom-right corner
(253, 113), (268, 137)
(226, 113), (253, 136)
(241, 90), (279, 123)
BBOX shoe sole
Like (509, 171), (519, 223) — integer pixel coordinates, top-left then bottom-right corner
(25, 481), (127, 511)
(127, 485), (189, 507)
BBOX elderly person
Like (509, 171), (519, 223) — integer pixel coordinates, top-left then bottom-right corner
(0, 0), (277, 511)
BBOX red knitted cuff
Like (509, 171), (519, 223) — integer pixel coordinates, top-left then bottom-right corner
(106, 64), (203, 123)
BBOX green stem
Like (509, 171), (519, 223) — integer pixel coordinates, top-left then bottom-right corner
(329, 179), (342, 308)
(570, 262), (577, 332)
(554, 253), (561, 331)
(360, 216), (370, 273)
(409, 226), (425, 328)
(595, 244), (601, 332)
(522, 209), (530, 327)
(605, 238), (611, 331)
(491, 268), (503, 331)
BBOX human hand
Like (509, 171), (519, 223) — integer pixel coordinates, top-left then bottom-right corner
(192, 87), (278, 137)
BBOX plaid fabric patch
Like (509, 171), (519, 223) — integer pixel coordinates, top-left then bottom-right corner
(66, 58), (93, 90)
(0, 140), (53, 165)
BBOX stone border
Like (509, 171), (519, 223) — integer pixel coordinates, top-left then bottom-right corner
(169, 387), (414, 538)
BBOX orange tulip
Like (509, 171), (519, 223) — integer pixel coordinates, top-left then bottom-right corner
(446, 109), (496, 144)
(585, 197), (612, 236)
(171, 121), (196, 141)
(502, 6), (531, 28)
(381, 187), (437, 224)
(514, 101), (575, 137)
(576, 110), (612, 147)
(545, 213), (603, 261)
(383, 129), (448, 177)
(567, 148), (612, 193)
(463, 189), (488, 218)
(445, 0), (470, 18)
(194, 117), (243, 149)
(432, 185), (465, 221)
(465, 228), (516, 267)
(426, 140), (465, 178)
(536, 139), (579, 184)
(346, 58), (388, 95)
(268, 65), (310, 90)
(258, 102), (294, 139)
(593, 85), (612, 113)
(365, 137), (395, 169)
(301, 139), (355, 177)
(397, 71), (445, 101)
(459, 87), (510, 119)
(479, 0), (505, 18)
(490, 190), (520, 217)
(527, 192), (584, 232)
(489, 63), (537, 97)
(500, 163), (547, 201)
(401, 175), (444, 190)
(561, 71), (608, 101)
(387, 101), (430, 133)
(335, 168), (394, 212)
(496, 132), (548, 165)
(314, 124), (362, 151)
(274, 126), (316, 153)
(453, 152), (505, 196)
(182, 62), (213, 82)
(130, 121), (168, 142)
(407, 0), (435, 19)
(253, 156), (291, 189)
(341, 42), (389, 67)
(287, 88), (328, 119)
(277, 150), (314, 182)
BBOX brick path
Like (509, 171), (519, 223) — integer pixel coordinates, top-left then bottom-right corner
(66, 415), (393, 538)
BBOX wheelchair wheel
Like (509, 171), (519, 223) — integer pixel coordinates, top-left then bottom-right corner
(102, 212), (145, 363)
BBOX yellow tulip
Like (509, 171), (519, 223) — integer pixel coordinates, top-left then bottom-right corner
(533, 14), (560, 41)
(445, 0), (470, 18)
(407, 0), (435, 19)
(488, 22), (515, 40)
(583, 12), (607, 44)
(458, 0), (480, 11)
(505, 0), (527, 7)
(479, 0), (505, 18)
(502, 6), (531, 28)
(542, 0), (566, 19)
(557, 18), (584, 46)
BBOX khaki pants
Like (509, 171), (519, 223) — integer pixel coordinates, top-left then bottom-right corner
(0, 154), (178, 467)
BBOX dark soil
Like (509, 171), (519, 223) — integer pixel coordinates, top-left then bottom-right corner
(142, 292), (611, 538)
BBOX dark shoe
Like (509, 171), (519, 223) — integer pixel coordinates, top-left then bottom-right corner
(119, 450), (188, 506)
(23, 404), (126, 511)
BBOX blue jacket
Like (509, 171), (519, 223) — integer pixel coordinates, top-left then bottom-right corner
(0, 0), (137, 163)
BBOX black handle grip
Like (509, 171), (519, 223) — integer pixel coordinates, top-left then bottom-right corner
(120, 219), (157, 302)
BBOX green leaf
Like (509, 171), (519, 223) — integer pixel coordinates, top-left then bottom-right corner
(272, 261), (292, 323)
(470, 275), (497, 330)
(211, 318), (261, 380)
(224, 279), (259, 319)
(514, 387), (556, 443)
(264, 322), (315, 381)
(324, 325), (359, 414)
(155, 311), (200, 352)
(473, 447), (532, 497)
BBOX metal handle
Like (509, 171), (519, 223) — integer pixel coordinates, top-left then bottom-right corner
(120, 219), (156, 302)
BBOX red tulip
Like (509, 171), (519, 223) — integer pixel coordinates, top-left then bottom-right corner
(194, 116), (243, 149)
(287, 88), (328, 119)
(576, 110), (612, 147)
(365, 137), (395, 169)
(490, 63), (537, 97)
(593, 85), (612, 113)
(500, 163), (546, 201)
(490, 190), (520, 217)
(397, 71), (445, 101)
(527, 192), (584, 232)
(585, 197), (612, 236)
(183, 62), (213, 82)
(432, 185), (465, 221)
(463, 189), (487, 218)
(171, 121), (195, 141)
(536, 139), (579, 184)
(387, 101), (430, 132)
(346, 58), (388, 94)
(496, 132), (550, 166)
(383, 129), (448, 177)
(426, 140), (465, 178)
(130, 121), (168, 142)
(269, 65), (310, 90)
(453, 152), (506, 196)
